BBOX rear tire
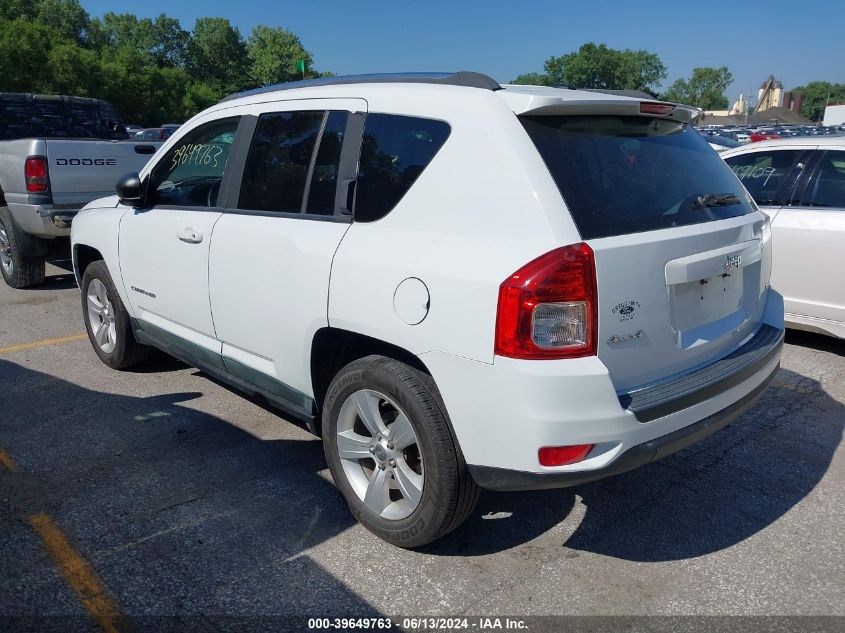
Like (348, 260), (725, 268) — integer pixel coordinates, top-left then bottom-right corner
(0, 207), (45, 289)
(81, 260), (150, 369)
(322, 355), (479, 548)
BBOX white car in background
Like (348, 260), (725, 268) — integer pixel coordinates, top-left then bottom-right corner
(722, 137), (845, 339)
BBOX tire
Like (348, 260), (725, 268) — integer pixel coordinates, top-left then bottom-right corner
(322, 355), (479, 548)
(81, 260), (150, 369)
(0, 207), (45, 288)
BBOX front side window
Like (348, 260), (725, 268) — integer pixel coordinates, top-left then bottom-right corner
(147, 117), (240, 208)
(801, 151), (845, 208)
(354, 114), (451, 222)
(238, 111), (324, 213)
(522, 115), (756, 239)
(723, 149), (807, 207)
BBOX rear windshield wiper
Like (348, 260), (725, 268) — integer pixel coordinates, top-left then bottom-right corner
(692, 192), (741, 209)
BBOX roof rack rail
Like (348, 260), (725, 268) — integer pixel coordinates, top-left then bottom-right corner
(220, 71), (502, 103)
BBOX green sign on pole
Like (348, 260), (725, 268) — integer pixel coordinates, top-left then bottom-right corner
(296, 60), (306, 78)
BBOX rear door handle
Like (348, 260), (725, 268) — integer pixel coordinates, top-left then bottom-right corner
(177, 228), (203, 244)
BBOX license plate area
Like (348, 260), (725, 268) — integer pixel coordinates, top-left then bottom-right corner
(669, 264), (760, 348)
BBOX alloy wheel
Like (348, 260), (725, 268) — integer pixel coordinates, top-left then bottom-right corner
(86, 279), (117, 354)
(0, 225), (13, 277)
(336, 389), (424, 520)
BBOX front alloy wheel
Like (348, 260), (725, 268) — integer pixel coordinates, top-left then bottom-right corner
(86, 278), (117, 354)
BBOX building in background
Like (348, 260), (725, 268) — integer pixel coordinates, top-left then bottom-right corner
(756, 75), (783, 113)
(823, 104), (845, 126)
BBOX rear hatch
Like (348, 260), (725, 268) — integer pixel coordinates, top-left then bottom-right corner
(519, 102), (769, 392)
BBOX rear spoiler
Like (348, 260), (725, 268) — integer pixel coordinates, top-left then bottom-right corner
(498, 90), (701, 123)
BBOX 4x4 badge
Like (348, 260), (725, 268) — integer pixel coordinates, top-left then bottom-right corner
(608, 330), (645, 345)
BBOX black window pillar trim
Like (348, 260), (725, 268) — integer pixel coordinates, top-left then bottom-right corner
(336, 111), (366, 217)
(220, 114), (258, 210)
(300, 111), (330, 213)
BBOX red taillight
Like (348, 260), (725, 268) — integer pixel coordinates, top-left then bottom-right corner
(25, 157), (49, 193)
(640, 102), (675, 115)
(494, 243), (597, 359)
(539, 444), (595, 467)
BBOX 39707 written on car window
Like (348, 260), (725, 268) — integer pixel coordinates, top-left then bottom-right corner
(148, 117), (240, 208)
(522, 115), (756, 239)
(723, 150), (807, 206)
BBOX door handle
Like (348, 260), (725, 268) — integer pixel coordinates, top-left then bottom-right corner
(177, 228), (203, 244)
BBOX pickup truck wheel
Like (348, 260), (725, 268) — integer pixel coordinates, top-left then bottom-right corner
(323, 356), (479, 548)
(0, 209), (45, 288)
(81, 260), (150, 369)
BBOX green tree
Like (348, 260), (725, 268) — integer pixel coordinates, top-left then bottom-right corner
(661, 66), (733, 109)
(247, 25), (312, 86)
(34, 0), (88, 44)
(538, 43), (667, 93)
(510, 72), (550, 86)
(0, 5), (327, 126)
(792, 81), (845, 121)
(187, 17), (249, 93)
(47, 41), (101, 95)
(0, 19), (55, 92)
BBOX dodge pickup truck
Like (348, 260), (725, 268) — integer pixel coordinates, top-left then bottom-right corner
(0, 93), (161, 288)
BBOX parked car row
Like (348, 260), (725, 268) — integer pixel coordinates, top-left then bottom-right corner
(699, 124), (844, 147)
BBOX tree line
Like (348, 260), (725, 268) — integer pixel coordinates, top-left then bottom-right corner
(0, 0), (326, 125)
(0, 3), (838, 125)
(512, 42), (836, 121)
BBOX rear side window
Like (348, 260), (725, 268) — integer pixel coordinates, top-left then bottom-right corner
(800, 151), (845, 208)
(521, 116), (756, 239)
(354, 114), (450, 222)
(724, 150), (807, 206)
(306, 111), (349, 215)
(239, 111), (324, 214)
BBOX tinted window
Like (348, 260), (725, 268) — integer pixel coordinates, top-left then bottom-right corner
(148, 117), (240, 208)
(800, 151), (845, 208)
(239, 111), (324, 213)
(0, 94), (31, 140)
(354, 114), (450, 222)
(306, 111), (348, 215)
(724, 150), (806, 206)
(522, 115), (755, 239)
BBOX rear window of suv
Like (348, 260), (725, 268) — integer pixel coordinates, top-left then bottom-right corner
(521, 115), (756, 239)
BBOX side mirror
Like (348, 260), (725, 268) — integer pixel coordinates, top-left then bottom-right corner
(116, 172), (143, 206)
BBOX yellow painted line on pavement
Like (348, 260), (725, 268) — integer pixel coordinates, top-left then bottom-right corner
(0, 333), (87, 355)
(0, 448), (16, 472)
(0, 447), (126, 632)
(28, 512), (126, 633)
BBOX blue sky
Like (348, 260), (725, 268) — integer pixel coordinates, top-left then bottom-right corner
(82, 0), (844, 101)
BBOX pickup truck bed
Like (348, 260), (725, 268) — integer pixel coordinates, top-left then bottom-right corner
(0, 137), (160, 287)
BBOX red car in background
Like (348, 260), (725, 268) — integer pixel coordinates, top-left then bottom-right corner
(750, 130), (782, 142)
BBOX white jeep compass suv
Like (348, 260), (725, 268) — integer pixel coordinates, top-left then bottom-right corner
(71, 72), (784, 547)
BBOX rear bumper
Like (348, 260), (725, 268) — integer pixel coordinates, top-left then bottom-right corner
(469, 363), (777, 491)
(420, 290), (785, 485)
(8, 202), (77, 237)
